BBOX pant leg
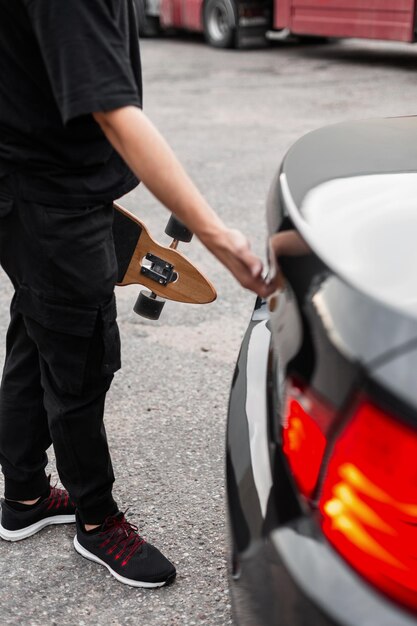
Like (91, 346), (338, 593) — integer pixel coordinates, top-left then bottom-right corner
(0, 185), (51, 500)
(0, 303), (51, 500)
(29, 311), (118, 524)
(0, 185), (121, 523)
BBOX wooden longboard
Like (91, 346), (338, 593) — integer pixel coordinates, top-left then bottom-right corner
(113, 203), (217, 304)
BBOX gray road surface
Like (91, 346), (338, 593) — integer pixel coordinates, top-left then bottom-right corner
(1, 34), (417, 626)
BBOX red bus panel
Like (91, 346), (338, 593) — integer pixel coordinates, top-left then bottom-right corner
(275, 0), (416, 42)
(182, 0), (204, 31)
(160, 0), (203, 29)
(160, 0), (183, 28)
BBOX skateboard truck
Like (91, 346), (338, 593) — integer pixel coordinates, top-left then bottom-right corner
(134, 215), (193, 320)
(140, 253), (178, 286)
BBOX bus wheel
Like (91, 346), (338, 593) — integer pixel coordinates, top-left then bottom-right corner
(203, 0), (237, 48)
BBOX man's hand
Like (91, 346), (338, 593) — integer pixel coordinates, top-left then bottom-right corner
(202, 227), (280, 298)
(93, 106), (276, 298)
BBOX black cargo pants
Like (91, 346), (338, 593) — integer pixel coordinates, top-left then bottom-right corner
(0, 177), (120, 524)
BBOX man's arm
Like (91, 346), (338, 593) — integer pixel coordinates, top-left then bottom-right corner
(93, 106), (276, 298)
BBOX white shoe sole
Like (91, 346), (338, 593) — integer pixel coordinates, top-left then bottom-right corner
(0, 514), (76, 541)
(73, 536), (173, 588)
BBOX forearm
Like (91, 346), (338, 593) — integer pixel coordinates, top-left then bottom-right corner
(94, 105), (278, 297)
(93, 106), (227, 247)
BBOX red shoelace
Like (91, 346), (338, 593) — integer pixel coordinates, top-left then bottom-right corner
(46, 485), (70, 510)
(99, 514), (146, 567)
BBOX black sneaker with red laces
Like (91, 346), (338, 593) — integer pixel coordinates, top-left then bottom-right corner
(73, 511), (176, 588)
(0, 484), (76, 541)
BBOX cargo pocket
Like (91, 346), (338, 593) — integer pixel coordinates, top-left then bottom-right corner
(15, 287), (99, 396)
(99, 294), (121, 376)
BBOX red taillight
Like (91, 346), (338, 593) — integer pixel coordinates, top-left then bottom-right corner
(282, 382), (334, 498)
(320, 400), (417, 613)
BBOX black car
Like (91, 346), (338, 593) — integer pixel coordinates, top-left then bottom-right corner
(227, 116), (417, 626)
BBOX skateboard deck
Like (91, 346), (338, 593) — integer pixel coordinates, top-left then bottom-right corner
(113, 202), (217, 304)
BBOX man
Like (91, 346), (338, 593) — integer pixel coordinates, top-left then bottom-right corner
(0, 0), (275, 588)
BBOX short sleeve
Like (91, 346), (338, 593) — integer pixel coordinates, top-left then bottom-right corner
(23, 0), (142, 124)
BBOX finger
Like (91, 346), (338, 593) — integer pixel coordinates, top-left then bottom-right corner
(250, 258), (263, 278)
(228, 229), (263, 277)
(252, 273), (281, 298)
(238, 247), (263, 278)
(266, 272), (283, 294)
(265, 272), (282, 292)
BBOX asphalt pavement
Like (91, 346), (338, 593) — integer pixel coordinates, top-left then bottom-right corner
(1, 34), (417, 626)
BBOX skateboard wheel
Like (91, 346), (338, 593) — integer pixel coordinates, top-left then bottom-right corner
(165, 215), (193, 243)
(133, 290), (165, 320)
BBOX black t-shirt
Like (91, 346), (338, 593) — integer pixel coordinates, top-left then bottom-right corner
(0, 0), (142, 206)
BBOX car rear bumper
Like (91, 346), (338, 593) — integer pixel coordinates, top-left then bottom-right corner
(227, 300), (416, 626)
(230, 518), (417, 626)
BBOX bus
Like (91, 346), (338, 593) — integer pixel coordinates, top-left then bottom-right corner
(134, 0), (417, 50)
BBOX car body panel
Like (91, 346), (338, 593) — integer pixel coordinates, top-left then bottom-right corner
(280, 117), (417, 211)
(371, 342), (417, 412)
(227, 301), (274, 553)
(267, 117), (417, 365)
(227, 300), (417, 625)
(227, 299), (417, 625)
(273, 521), (417, 626)
(228, 116), (417, 625)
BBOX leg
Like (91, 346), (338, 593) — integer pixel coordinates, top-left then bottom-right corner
(0, 194), (51, 501)
(12, 199), (121, 524)
(0, 305), (51, 501)
(28, 312), (119, 524)
(0, 192), (76, 541)
(0, 193), (120, 523)
(0, 194), (176, 583)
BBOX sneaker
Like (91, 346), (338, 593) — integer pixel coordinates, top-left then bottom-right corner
(0, 484), (76, 541)
(73, 511), (176, 588)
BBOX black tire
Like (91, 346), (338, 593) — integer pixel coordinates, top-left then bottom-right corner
(203, 0), (237, 49)
(165, 215), (193, 242)
(133, 0), (161, 37)
(133, 290), (165, 320)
